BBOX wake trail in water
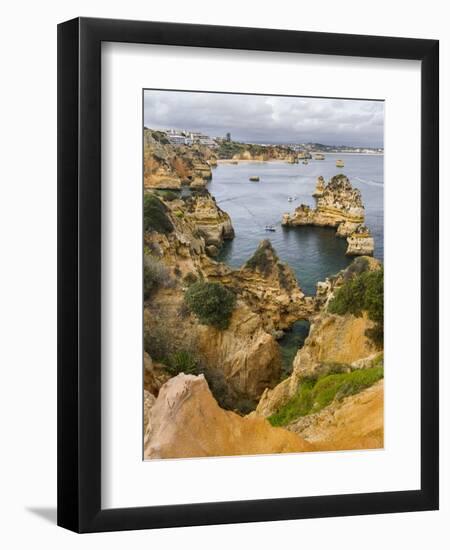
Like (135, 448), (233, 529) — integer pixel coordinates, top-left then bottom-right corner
(349, 175), (384, 188)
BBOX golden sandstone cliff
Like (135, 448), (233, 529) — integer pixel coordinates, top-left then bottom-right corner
(143, 191), (312, 405)
(282, 174), (375, 256)
(142, 154), (383, 458)
(144, 374), (313, 459)
(144, 129), (215, 189)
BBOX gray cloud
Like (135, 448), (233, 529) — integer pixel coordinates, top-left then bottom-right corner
(144, 90), (384, 147)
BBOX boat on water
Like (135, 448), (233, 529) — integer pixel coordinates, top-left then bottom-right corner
(314, 153), (325, 160)
(287, 196), (294, 202)
(264, 225), (276, 232)
(336, 159), (345, 168)
(249, 176), (260, 182)
(302, 160), (308, 165)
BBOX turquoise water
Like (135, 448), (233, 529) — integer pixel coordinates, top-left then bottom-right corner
(210, 153), (384, 296)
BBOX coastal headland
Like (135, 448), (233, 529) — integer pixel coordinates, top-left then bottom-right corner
(143, 128), (384, 458)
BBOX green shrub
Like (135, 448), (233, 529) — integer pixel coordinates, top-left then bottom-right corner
(216, 141), (245, 159)
(166, 350), (200, 376)
(184, 281), (236, 330)
(143, 256), (169, 299)
(268, 366), (384, 427)
(328, 267), (383, 345)
(143, 193), (173, 234)
(144, 324), (172, 362)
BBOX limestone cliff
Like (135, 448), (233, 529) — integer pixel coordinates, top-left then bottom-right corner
(288, 380), (384, 450)
(183, 191), (234, 256)
(256, 312), (378, 417)
(282, 175), (374, 256)
(144, 129), (215, 189)
(144, 374), (313, 459)
(143, 194), (315, 403)
(205, 240), (314, 332)
(346, 225), (375, 256)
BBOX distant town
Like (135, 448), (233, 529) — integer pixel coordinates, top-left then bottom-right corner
(143, 127), (384, 154)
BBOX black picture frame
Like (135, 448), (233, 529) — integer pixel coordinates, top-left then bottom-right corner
(57, 17), (439, 533)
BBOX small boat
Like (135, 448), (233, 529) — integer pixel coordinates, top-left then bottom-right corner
(302, 160), (308, 165)
(249, 176), (260, 182)
(287, 196), (294, 202)
(314, 153), (325, 160)
(336, 159), (345, 168)
(264, 225), (276, 232)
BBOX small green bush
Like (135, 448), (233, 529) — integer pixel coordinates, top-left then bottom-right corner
(268, 366), (384, 427)
(143, 193), (173, 234)
(328, 267), (383, 346)
(166, 350), (200, 376)
(184, 281), (236, 330)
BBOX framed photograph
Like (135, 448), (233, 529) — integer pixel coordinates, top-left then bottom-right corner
(57, 17), (439, 532)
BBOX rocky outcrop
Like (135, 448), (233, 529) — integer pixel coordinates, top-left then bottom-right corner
(255, 312), (377, 417)
(144, 374), (313, 459)
(288, 380), (384, 451)
(205, 240), (314, 332)
(346, 225), (375, 256)
(314, 256), (381, 309)
(195, 300), (283, 401)
(289, 313), (377, 383)
(312, 175), (325, 197)
(282, 175), (364, 228)
(143, 197), (313, 404)
(144, 129), (216, 189)
(183, 192), (234, 256)
(282, 175), (374, 256)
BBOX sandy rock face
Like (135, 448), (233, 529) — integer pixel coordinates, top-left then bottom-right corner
(195, 301), (282, 401)
(183, 192), (234, 255)
(256, 312), (377, 418)
(346, 226), (375, 256)
(230, 240), (314, 331)
(282, 175), (374, 256)
(312, 176), (326, 197)
(143, 130), (216, 189)
(144, 374), (313, 459)
(283, 175), (365, 228)
(288, 380), (384, 451)
(289, 313), (376, 384)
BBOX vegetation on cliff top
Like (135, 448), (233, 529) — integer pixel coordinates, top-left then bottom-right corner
(144, 193), (174, 234)
(268, 364), (384, 427)
(328, 266), (384, 346)
(185, 281), (236, 330)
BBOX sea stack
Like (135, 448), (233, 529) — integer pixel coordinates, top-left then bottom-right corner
(282, 174), (374, 256)
(312, 176), (326, 197)
(346, 225), (375, 256)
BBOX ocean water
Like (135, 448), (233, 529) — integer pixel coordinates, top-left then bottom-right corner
(210, 153), (384, 296)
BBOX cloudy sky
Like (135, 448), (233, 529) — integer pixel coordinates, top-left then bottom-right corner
(143, 90), (384, 147)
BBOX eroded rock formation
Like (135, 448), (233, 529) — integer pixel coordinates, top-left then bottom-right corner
(144, 374), (314, 458)
(183, 192), (234, 256)
(144, 129), (215, 189)
(288, 380), (384, 450)
(282, 175), (374, 256)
